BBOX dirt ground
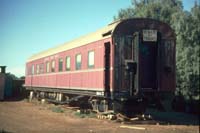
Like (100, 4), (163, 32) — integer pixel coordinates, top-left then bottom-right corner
(0, 99), (199, 133)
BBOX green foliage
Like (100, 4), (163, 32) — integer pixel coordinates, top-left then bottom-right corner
(174, 4), (200, 100)
(50, 106), (64, 113)
(74, 110), (96, 118)
(114, 0), (200, 100)
(6, 73), (19, 80)
(0, 129), (11, 133)
(114, 0), (183, 24)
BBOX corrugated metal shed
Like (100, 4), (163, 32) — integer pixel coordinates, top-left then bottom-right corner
(0, 74), (5, 100)
(27, 21), (120, 62)
(0, 73), (13, 100)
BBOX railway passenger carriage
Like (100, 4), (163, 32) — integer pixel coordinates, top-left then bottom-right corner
(25, 18), (176, 116)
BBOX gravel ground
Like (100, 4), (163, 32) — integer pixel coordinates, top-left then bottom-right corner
(0, 99), (199, 133)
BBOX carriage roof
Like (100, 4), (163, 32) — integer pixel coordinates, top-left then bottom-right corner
(27, 20), (120, 62)
(27, 18), (175, 62)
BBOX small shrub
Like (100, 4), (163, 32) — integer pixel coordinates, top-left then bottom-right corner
(74, 110), (96, 118)
(50, 106), (64, 113)
(0, 129), (11, 133)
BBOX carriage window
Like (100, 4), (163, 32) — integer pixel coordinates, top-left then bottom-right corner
(40, 63), (44, 74)
(27, 66), (31, 75)
(76, 54), (81, 70)
(162, 40), (174, 72)
(51, 60), (55, 72)
(88, 51), (94, 68)
(31, 65), (34, 75)
(164, 40), (173, 66)
(36, 64), (40, 74)
(46, 61), (50, 73)
(59, 58), (63, 72)
(124, 36), (133, 60)
(65, 56), (70, 71)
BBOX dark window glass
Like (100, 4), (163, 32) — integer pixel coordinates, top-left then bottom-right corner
(40, 63), (44, 74)
(59, 58), (63, 72)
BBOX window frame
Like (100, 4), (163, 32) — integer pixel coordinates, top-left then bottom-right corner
(36, 64), (40, 74)
(51, 60), (55, 72)
(88, 50), (95, 68)
(162, 40), (174, 68)
(75, 53), (82, 70)
(46, 61), (50, 73)
(58, 58), (63, 72)
(65, 56), (71, 71)
(27, 66), (31, 75)
(31, 65), (34, 75)
(40, 63), (44, 74)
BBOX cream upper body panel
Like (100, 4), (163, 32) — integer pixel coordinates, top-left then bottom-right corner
(27, 21), (120, 62)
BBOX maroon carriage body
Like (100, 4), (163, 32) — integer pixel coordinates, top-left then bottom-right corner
(25, 18), (176, 114)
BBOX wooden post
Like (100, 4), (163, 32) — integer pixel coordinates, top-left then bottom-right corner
(58, 93), (63, 102)
(29, 91), (33, 102)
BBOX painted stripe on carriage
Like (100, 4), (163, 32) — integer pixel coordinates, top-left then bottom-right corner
(27, 67), (113, 77)
(25, 84), (114, 93)
(57, 86), (104, 91)
(26, 85), (104, 91)
(27, 68), (104, 77)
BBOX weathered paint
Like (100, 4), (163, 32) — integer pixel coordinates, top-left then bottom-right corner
(25, 18), (176, 97)
(25, 37), (113, 92)
(112, 19), (176, 93)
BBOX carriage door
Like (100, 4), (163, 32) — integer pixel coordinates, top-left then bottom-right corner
(104, 42), (111, 97)
(139, 30), (158, 90)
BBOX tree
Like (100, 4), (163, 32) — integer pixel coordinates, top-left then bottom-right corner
(114, 0), (183, 25)
(174, 3), (200, 99)
(114, 0), (200, 100)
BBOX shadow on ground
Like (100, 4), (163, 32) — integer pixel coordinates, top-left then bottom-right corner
(1, 95), (27, 102)
(146, 109), (199, 125)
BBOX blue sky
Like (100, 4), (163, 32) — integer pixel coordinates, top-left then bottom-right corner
(0, 0), (197, 77)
